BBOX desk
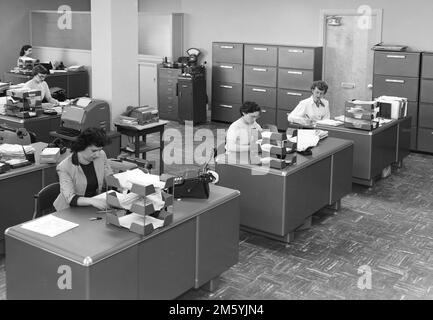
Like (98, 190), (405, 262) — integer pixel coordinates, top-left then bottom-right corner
(5, 185), (240, 300)
(317, 117), (411, 186)
(3, 71), (89, 99)
(114, 120), (168, 174)
(0, 143), (58, 254)
(50, 131), (121, 159)
(0, 114), (61, 143)
(216, 137), (353, 243)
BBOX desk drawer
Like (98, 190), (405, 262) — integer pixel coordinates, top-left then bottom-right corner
(212, 82), (242, 104)
(213, 43), (244, 64)
(244, 45), (277, 66)
(277, 89), (310, 110)
(374, 51), (420, 77)
(420, 79), (433, 103)
(417, 128), (433, 152)
(373, 75), (419, 101)
(256, 106), (276, 126)
(278, 68), (313, 90)
(407, 101), (419, 127)
(212, 62), (243, 84)
(279, 46), (316, 69)
(422, 53), (433, 78)
(244, 66), (277, 87)
(211, 102), (241, 123)
(243, 85), (276, 108)
(419, 103), (433, 128)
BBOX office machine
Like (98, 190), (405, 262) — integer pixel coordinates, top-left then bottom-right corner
(123, 105), (159, 125)
(5, 87), (42, 118)
(57, 98), (111, 137)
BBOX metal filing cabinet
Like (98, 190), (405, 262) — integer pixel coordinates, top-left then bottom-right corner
(178, 72), (207, 125)
(373, 51), (421, 150)
(157, 65), (182, 121)
(418, 52), (433, 153)
(212, 42), (244, 122)
(277, 46), (323, 130)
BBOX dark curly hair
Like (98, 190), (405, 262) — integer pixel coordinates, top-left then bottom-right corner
(311, 80), (329, 94)
(19, 45), (32, 57)
(239, 101), (261, 116)
(70, 127), (109, 153)
(32, 64), (49, 76)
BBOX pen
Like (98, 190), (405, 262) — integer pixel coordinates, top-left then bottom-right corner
(90, 217), (103, 221)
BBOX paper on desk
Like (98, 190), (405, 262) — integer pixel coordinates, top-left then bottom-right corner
(21, 214), (79, 237)
(316, 119), (344, 126)
(297, 129), (320, 152)
(113, 169), (166, 190)
(118, 213), (164, 229)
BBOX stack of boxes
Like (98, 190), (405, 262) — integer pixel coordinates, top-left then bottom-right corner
(6, 87), (42, 118)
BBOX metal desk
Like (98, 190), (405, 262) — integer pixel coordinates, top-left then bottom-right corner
(5, 184), (240, 300)
(216, 137), (354, 243)
(317, 117), (411, 186)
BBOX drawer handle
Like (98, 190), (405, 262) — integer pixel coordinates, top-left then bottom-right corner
(386, 54), (406, 59)
(287, 71), (303, 75)
(220, 45), (234, 49)
(385, 79), (405, 83)
(220, 85), (233, 89)
(253, 47), (268, 51)
(220, 65), (234, 69)
(253, 68), (267, 72)
(252, 88), (267, 92)
(286, 92), (302, 96)
(261, 110), (267, 113)
(219, 104), (233, 108)
(288, 49), (304, 53)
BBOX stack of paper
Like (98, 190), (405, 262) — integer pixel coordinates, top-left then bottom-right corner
(113, 169), (166, 190)
(21, 214), (79, 237)
(316, 119), (344, 126)
(0, 144), (35, 158)
(118, 213), (164, 229)
(297, 129), (320, 151)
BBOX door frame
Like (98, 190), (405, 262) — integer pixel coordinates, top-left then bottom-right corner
(319, 8), (383, 79)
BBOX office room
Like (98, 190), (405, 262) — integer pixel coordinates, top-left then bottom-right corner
(0, 0), (433, 302)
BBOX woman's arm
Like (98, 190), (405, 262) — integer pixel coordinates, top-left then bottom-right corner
(43, 81), (59, 105)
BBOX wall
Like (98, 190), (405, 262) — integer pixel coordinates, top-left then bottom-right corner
(0, 0), (90, 81)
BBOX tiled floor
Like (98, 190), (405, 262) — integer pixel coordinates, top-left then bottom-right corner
(1, 120), (433, 300)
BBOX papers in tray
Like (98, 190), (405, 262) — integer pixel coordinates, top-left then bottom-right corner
(316, 119), (344, 126)
(21, 214), (79, 237)
(118, 213), (164, 230)
(113, 169), (166, 190)
(0, 144), (35, 157)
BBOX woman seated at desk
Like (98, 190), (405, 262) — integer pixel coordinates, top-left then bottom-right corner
(54, 128), (113, 211)
(17, 45), (33, 68)
(24, 65), (59, 106)
(287, 80), (330, 126)
(225, 101), (262, 153)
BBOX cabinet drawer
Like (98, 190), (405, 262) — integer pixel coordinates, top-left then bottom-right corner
(407, 101), (418, 127)
(158, 81), (177, 93)
(243, 85), (276, 108)
(422, 53), (433, 78)
(211, 102), (241, 123)
(212, 43), (244, 64)
(244, 66), (277, 87)
(278, 68), (314, 90)
(277, 89), (310, 110)
(158, 93), (178, 106)
(373, 75), (419, 101)
(420, 79), (433, 103)
(212, 82), (242, 104)
(256, 106), (276, 127)
(419, 103), (433, 128)
(212, 62), (243, 84)
(158, 68), (182, 79)
(374, 51), (420, 77)
(277, 109), (289, 131)
(244, 45), (278, 66)
(417, 128), (433, 152)
(279, 47), (316, 69)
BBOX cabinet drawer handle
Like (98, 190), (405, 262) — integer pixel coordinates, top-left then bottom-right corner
(219, 104), (233, 108)
(253, 47), (268, 51)
(220, 85), (233, 89)
(252, 88), (267, 92)
(261, 110), (267, 113)
(386, 54), (406, 59)
(220, 45), (234, 49)
(287, 71), (303, 75)
(286, 92), (302, 96)
(288, 49), (304, 53)
(385, 79), (405, 83)
(220, 65), (234, 69)
(253, 68), (267, 72)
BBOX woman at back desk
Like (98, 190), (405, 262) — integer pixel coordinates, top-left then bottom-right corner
(24, 65), (59, 106)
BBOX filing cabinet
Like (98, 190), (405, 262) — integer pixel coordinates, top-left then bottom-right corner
(157, 65), (182, 121)
(419, 52), (433, 152)
(373, 50), (421, 150)
(244, 85), (276, 108)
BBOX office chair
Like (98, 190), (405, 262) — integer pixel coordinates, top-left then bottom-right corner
(33, 182), (60, 219)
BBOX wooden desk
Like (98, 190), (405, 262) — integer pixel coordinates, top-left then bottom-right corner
(317, 117), (411, 186)
(114, 120), (168, 174)
(5, 185), (240, 300)
(216, 137), (353, 243)
(3, 71), (89, 99)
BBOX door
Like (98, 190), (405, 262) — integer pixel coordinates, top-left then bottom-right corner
(321, 9), (382, 117)
(139, 63), (157, 107)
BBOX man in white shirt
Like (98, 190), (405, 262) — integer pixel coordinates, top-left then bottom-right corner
(24, 65), (59, 106)
(225, 101), (262, 153)
(287, 80), (330, 126)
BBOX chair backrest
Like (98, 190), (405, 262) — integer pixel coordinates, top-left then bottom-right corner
(33, 182), (60, 219)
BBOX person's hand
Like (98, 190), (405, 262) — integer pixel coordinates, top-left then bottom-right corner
(89, 198), (108, 210)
